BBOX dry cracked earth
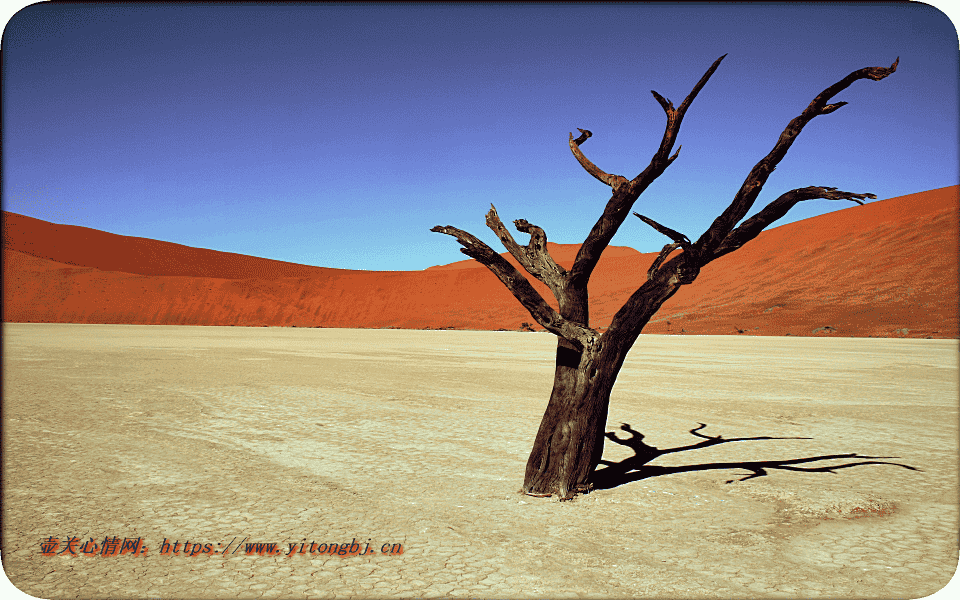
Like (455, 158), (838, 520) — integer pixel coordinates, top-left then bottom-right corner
(2, 324), (958, 599)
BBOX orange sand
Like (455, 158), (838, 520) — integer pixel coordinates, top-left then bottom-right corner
(3, 186), (957, 338)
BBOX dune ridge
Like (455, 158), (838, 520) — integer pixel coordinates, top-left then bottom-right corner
(3, 186), (957, 338)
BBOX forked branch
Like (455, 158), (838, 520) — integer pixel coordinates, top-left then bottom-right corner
(568, 54), (727, 287)
(693, 58), (898, 259)
(710, 186), (876, 260)
(646, 243), (683, 281)
(484, 205), (566, 294)
(430, 224), (598, 349)
(634, 212), (693, 281)
(643, 53), (727, 173)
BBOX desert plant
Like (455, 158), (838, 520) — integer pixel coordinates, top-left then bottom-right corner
(432, 55), (897, 499)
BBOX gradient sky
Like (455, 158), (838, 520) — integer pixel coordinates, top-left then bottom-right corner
(3, 2), (958, 271)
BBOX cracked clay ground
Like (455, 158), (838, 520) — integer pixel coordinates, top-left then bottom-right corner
(2, 324), (958, 598)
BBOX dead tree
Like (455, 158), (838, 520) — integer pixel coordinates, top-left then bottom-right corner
(431, 55), (898, 499)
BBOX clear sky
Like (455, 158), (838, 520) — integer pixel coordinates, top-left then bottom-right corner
(3, 2), (958, 271)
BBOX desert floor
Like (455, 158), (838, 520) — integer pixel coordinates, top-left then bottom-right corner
(2, 324), (958, 599)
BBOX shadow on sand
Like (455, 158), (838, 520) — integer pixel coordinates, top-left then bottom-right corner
(590, 422), (919, 490)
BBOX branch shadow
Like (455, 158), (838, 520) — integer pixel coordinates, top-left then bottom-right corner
(590, 422), (920, 490)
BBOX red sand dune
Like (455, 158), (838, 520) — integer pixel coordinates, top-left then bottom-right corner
(3, 186), (958, 338)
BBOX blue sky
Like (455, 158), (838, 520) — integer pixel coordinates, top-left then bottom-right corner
(3, 2), (958, 271)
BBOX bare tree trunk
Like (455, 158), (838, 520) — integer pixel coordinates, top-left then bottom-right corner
(432, 55), (897, 500)
(522, 338), (600, 498)
(523, 265), (687, 498)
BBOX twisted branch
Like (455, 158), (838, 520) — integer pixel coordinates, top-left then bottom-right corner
(569, 128), (628, 189)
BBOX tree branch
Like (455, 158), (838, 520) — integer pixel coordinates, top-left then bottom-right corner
(568, 128), (628, 189)
(568, 54), (727, 288)
(484, 205), (566, 294)
(646, 243), (682, 281)
(633, 212), (692, 248)
(514, 218), (565, 278)
(643, 53), (727, 172)
(632, 212), (694, 281)
(709, 186), (876, 260)
(692, 57), (898, 260)
(430, 224), (597, 349)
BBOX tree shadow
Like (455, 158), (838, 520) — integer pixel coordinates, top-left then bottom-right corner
(590, 422), (920, 490)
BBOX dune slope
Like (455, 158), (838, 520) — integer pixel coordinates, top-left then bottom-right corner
(3, 186), (957, 337)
